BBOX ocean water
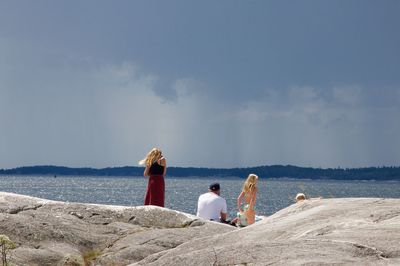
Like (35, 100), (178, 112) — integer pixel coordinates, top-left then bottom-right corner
(1, 175), (399, 217)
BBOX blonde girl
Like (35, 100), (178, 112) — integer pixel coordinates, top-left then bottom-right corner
(138, 148), (167, 207)
(237, 174), (259, 225)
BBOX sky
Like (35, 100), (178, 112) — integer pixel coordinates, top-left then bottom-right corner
(0, 0), (399, 169)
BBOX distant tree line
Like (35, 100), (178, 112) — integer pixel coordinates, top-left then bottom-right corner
(0, 165), (399, 180)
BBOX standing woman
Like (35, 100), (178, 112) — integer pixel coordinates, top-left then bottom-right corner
(237, 174), (259, 225)
(138, 148), (167, 207)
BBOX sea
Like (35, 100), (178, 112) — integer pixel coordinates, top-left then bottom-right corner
(1, 175), (399, 217)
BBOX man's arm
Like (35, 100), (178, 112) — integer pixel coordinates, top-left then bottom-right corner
(196, 195), (202, 217)
(220, 211), (227, 221)
(220, 198), (228, 221)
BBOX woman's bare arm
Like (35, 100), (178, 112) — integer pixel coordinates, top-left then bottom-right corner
(249, 188), (258, 209)
(159, 157), (167, 176)
(237, 191), (245, 211)
(143, 165), (150, 177)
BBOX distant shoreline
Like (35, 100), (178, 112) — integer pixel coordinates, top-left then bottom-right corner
(1, 165), (399, 181)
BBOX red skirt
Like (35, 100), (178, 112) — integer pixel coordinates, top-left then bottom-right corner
(144, 175), (165, 207)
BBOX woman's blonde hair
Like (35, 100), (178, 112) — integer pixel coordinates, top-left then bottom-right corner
(138, 148), (162, 167)
(242, 174), (258, 193)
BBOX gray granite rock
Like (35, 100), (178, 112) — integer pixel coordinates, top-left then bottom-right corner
(0, 192), (233, 266)
(131, 198), (400, 266)
(1, 192), (400, 266)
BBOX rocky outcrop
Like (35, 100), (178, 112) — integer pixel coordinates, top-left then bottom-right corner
(1, 192), (399, 265)
(0, 192), (233, 265)
(132, 198), (400, 266)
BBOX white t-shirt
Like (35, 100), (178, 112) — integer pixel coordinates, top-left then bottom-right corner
(196, 192), (227, 221)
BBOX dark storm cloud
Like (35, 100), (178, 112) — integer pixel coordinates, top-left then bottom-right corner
(0, 0), (399, 168)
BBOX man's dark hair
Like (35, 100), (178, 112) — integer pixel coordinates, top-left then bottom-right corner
(209, 183), (220, 191)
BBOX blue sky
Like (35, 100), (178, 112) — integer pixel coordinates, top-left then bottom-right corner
(0, 1), (399, 169)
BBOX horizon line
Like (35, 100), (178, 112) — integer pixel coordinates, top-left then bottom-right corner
(2, 164), (399, 171)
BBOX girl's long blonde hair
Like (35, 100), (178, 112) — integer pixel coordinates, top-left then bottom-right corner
(138, 148), (162, 167)
(242, 174), (258, 193)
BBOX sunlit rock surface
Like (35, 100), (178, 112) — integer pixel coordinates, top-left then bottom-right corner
(1, 192), (399, 265)
(132, 198), (400, 266)
(0, 192), (233, 265)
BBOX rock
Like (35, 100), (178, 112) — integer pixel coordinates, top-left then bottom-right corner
(0, 192), (233, 266)
(1, 192), (399, 265)
(130, 198), (400, 266)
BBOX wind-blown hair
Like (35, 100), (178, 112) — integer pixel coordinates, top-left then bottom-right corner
(242, 174), (258, 193)
(138, 148), (162, 167)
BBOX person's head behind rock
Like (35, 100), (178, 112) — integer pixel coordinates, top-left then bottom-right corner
(295, 193), (306, 202)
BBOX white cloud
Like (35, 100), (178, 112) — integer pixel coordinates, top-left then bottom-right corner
(332, 85), (362, 106)
(173, 78), (202, 98)
(288, 86), (319, 102)
(215, 85), (400, 168)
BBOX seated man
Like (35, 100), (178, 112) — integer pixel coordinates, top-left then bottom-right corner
(196, 183), (228, 222)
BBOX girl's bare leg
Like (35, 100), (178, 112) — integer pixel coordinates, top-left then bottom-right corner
(245, 209), (255, 225)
